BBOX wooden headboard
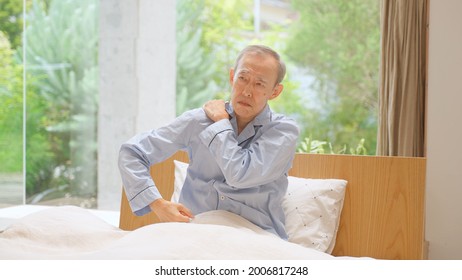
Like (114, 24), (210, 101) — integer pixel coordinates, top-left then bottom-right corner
(119, 152), (427, 260)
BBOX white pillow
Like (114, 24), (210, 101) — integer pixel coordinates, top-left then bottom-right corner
(282, 176), (347, 254)
(171, 160), (347, 254)
(171, 160), (189, 203)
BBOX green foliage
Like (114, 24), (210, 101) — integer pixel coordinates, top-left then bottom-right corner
(175, 0), (254, 115)
(176, 0), (217, 114)
(199, 0), (254, 90)
(298, 137), (368, 155)
(268, 77), (306, 120)
(17, 0), (99, 198)
(0, 31), (23, 172)
(298, 137), (329, 154)
(176, 0), (378, 155)
(286, 0), (380, 155)
(24, 86), (55, 195)
(0, 0), (33, 49)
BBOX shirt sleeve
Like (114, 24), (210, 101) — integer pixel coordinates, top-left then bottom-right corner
(118, 110), (197, 215)
(199, 116), (299, 189)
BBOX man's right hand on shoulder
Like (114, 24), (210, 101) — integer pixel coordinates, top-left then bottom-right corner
(203, 99), (230, 122)
(149, 198), (194, 223)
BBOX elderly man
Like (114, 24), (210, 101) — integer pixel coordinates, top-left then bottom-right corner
(118, 45), (299, 239)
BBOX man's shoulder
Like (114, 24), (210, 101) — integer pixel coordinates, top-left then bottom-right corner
(270, 111), (298, 127)
(177, 107), (213, 126)
(264, 112), (299, 140)
(179, 107), (206, 119)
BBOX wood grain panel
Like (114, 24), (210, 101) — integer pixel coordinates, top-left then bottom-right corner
(289, 153), (426, 259)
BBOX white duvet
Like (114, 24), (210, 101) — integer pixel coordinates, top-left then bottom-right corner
(0, 206), (345, 260)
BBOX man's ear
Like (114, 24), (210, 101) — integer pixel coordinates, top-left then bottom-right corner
(229, 68), (235, 86)
(269, 84), (284, 100)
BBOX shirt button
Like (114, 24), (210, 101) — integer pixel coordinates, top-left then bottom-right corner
(220, 195), (225, 200)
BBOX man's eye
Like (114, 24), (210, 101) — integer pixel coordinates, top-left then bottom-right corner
(237, 76), (249, 83)
(256, 82), (265, 88)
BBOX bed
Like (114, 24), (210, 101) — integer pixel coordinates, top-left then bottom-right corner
(0, 152), (426, 260)
(119, 151), (427, 260)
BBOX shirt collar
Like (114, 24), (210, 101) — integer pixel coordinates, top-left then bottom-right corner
(225, 102), (272, 127)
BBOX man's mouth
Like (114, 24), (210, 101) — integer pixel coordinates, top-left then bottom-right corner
(238, 101), (251, 107)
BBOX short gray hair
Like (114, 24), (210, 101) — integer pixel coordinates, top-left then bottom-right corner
(234, 45), (286, 85)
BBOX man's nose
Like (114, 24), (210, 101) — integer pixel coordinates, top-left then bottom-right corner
(243, 84), (253, 97)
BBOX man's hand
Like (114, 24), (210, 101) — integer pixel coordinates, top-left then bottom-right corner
(203, 100), (230, 122)
(150, 198), (194, 223)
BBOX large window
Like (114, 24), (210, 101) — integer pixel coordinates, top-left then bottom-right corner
(0, 0), (99, 207)
(24, 0), (99, 207)
(0, 0), (379, 209)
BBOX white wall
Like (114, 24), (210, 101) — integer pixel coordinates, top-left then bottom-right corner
(426, 0), (462, 259)
(98, 0), (176, 210)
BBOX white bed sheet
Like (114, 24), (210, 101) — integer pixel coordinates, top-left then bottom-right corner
(0, 206), (363, 260)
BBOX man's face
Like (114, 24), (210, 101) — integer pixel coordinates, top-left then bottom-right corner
(229, 52), (283, 123)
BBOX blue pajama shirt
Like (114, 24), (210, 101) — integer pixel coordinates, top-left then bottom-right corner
(118, 103), (299, 239)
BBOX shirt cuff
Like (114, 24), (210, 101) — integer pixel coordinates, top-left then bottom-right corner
(134, 205), (151, 216)
(127, 183), (162, 215)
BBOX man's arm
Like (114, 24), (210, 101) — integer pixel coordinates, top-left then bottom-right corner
(118, 111), (199, 222)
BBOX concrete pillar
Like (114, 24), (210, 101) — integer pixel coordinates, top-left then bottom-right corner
(98, 0), (176, 210)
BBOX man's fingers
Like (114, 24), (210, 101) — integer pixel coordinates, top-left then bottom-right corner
(203, 100), (228, 122)
(151, 199), (194, 223)
(175, 213), (191, 222)
(178, 204), (194, 219)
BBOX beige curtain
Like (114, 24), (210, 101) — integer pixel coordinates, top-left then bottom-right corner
(376, 0), (427, 157)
